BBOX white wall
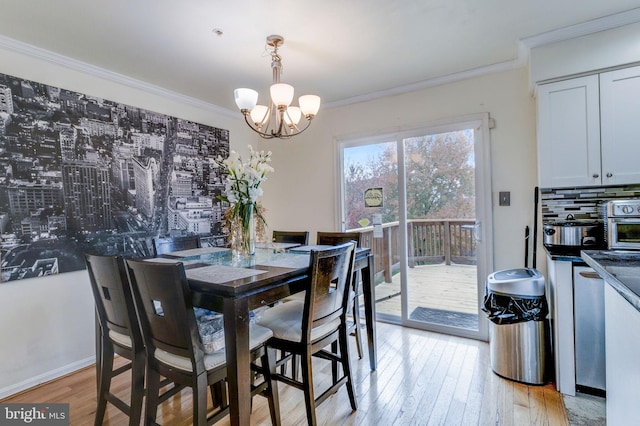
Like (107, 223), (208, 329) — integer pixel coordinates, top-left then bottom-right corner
(0, 270), (94, 397)
(0, 44), (253, 398)
(260, 67), (538, 272)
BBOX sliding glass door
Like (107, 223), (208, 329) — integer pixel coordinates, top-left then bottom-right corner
(339, 115), (492, 340)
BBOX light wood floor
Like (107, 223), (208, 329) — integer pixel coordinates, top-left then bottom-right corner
(1, 322), (569, 426)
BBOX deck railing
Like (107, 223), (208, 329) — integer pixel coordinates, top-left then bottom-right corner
(351, 219), (476, 283)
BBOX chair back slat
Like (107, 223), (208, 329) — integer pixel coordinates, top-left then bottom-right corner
(85, 253), (141, 343)
(316, 231), (362, 247)
(272, 230), (309, 245)
(152, 235), (201, 256)
(304, 242), (355, 337)
(125, 259), (204, 368)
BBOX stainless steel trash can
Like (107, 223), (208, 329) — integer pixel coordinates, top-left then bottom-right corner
(483, 268), (548, 385)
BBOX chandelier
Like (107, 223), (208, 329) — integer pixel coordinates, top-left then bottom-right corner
(234, 35), (321, 139)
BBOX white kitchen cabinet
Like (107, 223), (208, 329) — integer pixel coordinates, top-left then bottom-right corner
(537, 65), (640, 188)
(537, 75), (600, 188)
(600, 66), (640, 185)
(604, 283), (640, 425)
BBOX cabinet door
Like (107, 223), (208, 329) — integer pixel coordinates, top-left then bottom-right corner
(600, 66), (640, 185)
(537, 76), (601, 188)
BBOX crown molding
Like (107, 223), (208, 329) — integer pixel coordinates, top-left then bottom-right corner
(325, 59), (521, 109)
(0, 34), (238, 119)
(328, 7), (640, 109)
(519, 7), (640, 51)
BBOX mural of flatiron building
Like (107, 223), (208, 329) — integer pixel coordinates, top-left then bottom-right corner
(132, 156), (158, 219)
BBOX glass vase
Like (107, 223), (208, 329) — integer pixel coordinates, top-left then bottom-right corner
(238, 202), (256, 257)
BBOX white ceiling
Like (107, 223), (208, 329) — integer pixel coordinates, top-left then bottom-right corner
(1, 1), (640, 113)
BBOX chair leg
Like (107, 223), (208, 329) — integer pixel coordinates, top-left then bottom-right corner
(352, 275), (363, 359)
(339, 328), (358, 411)
(278, 349), (288, 375)
(193, 374), (209, 426)
(210, 380), (228, 409)
(144, 368), (161, 426)
(300, 349), (317, 426)
(291, 354), (299, 381)
(94, 341), (112, 426)
(331, 341), (339, 384)
(263, 348), (281, 426)
(128, 352), (145, 426)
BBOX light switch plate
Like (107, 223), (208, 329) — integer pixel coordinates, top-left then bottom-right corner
(499, 191), (510, 206)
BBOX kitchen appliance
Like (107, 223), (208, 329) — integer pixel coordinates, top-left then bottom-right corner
(573, 266), (606, 394)
(543, 214), (603, 248)
(606, 199), (640, 250)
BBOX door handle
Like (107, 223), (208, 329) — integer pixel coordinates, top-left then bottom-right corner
(579, 271), (601, 279)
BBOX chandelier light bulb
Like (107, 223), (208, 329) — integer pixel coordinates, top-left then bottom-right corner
(299, 95), (321, 117)
(270, 83), (294, 107)
(234, 88), (258, 111)
(283, 106), (302, 126)
(250, 105), (269, 127)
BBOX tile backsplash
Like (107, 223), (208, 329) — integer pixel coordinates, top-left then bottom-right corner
(541, 185), (640, 222)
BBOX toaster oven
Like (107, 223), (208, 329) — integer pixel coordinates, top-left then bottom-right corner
(606, 200), (640, 250)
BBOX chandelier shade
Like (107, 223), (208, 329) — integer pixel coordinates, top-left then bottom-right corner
(270, 83), (294, 107)
(299, 95), (321, 117)
(283, 106), (301, 126)
(249, 105), (269, 126)
(234, 35), (320, 139)
(234, 88), (258, 111)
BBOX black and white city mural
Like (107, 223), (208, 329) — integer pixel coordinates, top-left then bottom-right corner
(0, 72), (230, 281)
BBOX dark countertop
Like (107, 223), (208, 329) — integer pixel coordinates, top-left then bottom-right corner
(581, 250), (640, 312)
(544, 246), (587, 263)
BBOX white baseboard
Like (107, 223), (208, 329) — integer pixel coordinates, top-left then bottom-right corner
(0, 356), (96, 400)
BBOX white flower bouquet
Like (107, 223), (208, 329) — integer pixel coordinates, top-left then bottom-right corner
(216, 146), (273, 254)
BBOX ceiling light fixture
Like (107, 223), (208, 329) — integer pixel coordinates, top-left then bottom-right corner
(234, 35), (320, 139)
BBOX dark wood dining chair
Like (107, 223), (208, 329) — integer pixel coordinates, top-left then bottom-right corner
(272, 230), (310, 245)
(317, 231), (364, 359)
(124, 258), (281, 426)
(84, 253), (182, 426)
(152, 235), (201, 257)
(257, 242), (358, 426)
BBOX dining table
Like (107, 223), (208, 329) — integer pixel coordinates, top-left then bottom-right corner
(159, 244), (377, 426)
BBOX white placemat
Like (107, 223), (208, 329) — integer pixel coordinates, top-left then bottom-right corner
(186, 264), (267, 283)
(165, 247), (230, 257)
(257, 255), (309, 269)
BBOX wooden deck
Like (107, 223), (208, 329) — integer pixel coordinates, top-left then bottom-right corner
(370, 263), (480, 319)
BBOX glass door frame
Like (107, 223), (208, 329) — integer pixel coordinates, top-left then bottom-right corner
(336, 113), (493, 341)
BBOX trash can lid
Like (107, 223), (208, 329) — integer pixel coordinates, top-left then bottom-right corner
(493, 268), (536, 280)
(486, 268), (545, 296)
